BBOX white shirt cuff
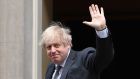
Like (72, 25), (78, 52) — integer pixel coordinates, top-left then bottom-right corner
(95, 28), (108, 38)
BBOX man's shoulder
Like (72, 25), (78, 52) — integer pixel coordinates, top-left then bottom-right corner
(80, 47), (96, 53)
(83, 47), (96, 51)
(71, 47), (96, 63)
(71, 47), (96, 56)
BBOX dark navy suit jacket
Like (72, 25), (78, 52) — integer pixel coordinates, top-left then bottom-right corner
(45, 35), (114, 79)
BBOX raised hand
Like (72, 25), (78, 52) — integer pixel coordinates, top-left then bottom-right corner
(83, 4), (106, 31)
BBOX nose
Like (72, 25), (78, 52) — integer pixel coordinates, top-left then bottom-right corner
(50, 46), (56, 54)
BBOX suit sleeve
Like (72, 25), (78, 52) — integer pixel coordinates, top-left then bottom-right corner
(83, 33), (114, 73)
(94, 33), (114, 73)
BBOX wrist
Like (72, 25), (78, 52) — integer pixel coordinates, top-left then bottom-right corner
(96, 25), (107, 31)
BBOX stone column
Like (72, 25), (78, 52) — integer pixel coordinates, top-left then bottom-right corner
(0, 0), (24, 79)
(0, 0), (42, 79)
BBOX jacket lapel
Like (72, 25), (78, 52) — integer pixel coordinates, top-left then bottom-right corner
(60, 50), (76, 79)
(45, 63), (55, 79)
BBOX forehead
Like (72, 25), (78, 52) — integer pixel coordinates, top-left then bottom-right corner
(45, 39), (63, 47)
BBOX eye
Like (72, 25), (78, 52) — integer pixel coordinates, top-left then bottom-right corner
(46, 45), (51, 50)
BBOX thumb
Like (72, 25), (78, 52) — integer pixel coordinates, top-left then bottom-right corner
(82, 21), (91, 26)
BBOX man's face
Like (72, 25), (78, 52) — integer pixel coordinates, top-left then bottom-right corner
(45, 43), (70, 64)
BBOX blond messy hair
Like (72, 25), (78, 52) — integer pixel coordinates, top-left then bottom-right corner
(40, 22), (72, 49)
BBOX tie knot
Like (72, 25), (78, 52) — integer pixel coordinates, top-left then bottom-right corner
(56, 65), (62, 71)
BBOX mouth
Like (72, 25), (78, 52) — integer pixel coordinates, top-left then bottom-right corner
(51, 55), (58, 59)
(52, 56), (57, 59)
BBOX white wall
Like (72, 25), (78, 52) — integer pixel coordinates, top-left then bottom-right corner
(0, 0), (42, 79)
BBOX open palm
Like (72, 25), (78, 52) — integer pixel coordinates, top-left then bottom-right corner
(83, 4), (106, 31)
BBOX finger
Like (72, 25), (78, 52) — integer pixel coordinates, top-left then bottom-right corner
(95, 4), (100, 14)
(91, 4), (97, 14)
(101, 7), (104, 16)
(82, 21), (91, 26)
(89, 6), (94, 19)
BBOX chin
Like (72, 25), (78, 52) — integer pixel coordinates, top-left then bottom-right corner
(52, 59), (61, 64)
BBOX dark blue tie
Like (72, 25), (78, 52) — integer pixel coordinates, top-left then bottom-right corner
(53, 65), (62, 79)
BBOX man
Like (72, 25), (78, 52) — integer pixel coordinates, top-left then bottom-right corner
(40, 4), (114, 79)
